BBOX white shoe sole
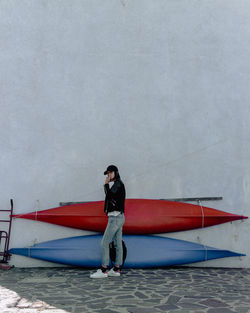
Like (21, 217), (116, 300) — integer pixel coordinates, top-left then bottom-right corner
(90, 273), (108, 278)
(108, 273), (121, 277)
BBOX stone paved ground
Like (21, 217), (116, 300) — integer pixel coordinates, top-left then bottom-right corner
(0, 267), (250, 313)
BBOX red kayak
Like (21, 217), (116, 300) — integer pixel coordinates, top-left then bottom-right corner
(13, 199), (247, 234)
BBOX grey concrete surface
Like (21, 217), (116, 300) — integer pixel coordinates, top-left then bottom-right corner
(0, 267), (250, 313)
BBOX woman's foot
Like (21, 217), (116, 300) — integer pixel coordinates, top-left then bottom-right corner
(90, 268), (108, 278)
(108, 267), (121, 277)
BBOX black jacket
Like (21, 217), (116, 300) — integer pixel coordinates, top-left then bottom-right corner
(104, 179), (126, 215)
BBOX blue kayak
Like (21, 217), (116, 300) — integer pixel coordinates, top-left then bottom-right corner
(9, 235), (245, 268)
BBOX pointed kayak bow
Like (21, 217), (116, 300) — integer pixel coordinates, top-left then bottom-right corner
(9, 235), (245, 268)
(13, 199), (248, 234)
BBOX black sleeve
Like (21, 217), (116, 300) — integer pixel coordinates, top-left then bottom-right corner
(104, 181), (122, 200)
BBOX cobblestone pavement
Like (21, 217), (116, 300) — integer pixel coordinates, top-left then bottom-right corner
(0, 267), (250, 313)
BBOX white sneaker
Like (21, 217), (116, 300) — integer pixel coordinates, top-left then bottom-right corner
(90, 269), (108, 278)
(108, 268), (121, 277)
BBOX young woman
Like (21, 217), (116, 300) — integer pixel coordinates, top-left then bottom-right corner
(90, 165), (126, 278)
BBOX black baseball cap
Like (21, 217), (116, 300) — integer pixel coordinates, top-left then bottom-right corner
(104, 165), (118, 175)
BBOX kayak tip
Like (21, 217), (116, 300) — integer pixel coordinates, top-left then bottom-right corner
(239, 215), (248, 220)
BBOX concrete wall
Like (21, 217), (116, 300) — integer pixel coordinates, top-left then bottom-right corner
(1, 0), (250, 267)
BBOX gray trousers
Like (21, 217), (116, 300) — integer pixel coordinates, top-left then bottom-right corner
(101, 213), (125, 267)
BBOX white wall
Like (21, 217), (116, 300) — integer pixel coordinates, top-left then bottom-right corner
(0, 0), (250, 267)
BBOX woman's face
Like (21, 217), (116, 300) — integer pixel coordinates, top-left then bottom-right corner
(108, 171), (115, 180)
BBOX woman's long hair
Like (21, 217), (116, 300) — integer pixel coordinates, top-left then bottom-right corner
(115, 171), (121, 180)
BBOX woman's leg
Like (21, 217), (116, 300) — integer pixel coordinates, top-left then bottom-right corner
(101, 216), (118, 266)
(113, 214), (125, 267)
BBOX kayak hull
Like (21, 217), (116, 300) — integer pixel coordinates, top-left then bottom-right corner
(9, 235), (245, 268)
(13, 199), (248, 234)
